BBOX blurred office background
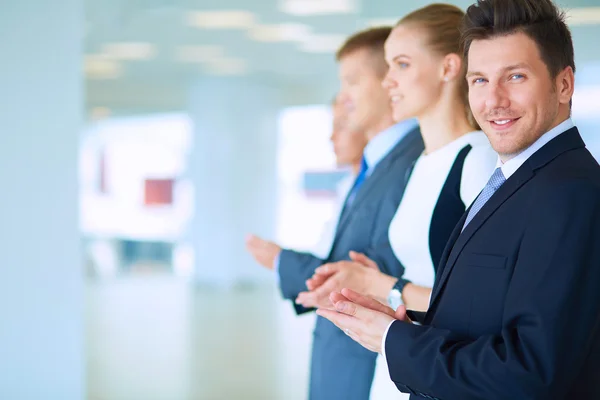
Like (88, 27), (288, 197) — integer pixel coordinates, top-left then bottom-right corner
(1, 0), (600, 399)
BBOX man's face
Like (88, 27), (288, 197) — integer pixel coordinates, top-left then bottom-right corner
(467, 32), (572, 161)
(330, 101), (367, 166)
(338, 48), (390, 134)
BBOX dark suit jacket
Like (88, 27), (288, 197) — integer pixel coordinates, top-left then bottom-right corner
(386, 127), (600, 400)
(278, 127), (423, 400)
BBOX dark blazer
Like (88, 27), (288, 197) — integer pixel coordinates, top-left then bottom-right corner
(279, 127), (423, 400)
(385, 127), (600, 400)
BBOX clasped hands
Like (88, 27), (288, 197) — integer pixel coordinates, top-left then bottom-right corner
(296, 251), (396, 310)
(316, 288), (410, 354)
(298, 252), (410, 354)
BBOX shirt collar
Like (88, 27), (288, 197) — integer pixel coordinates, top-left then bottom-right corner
(496, 118), (575, 179)
(363, 118), (418, 172)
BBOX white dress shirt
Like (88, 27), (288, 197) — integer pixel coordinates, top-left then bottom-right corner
(497, 118), (574, 179)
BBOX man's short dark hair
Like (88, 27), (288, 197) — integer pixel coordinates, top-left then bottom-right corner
(461, 0), (575, 79)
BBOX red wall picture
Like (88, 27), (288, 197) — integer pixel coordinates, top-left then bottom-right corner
(144, 178), (174, 206)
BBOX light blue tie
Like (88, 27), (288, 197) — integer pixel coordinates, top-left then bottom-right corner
(462, 167), (506, 231)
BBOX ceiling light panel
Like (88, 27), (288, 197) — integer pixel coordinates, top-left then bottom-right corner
(299, 33), (346, 53)
(205, 58), (248, 76)
(248, 23), (312, 43)
(90, 107), (112, 120)
(280, 0), (357, 16)
(85, 55), (123, 79)
(102, 42), (156, 60)
(566, 7), (600, 26)
(186, 10), (256, 29)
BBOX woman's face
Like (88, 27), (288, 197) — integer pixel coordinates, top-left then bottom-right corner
(382, 24), (447, 122)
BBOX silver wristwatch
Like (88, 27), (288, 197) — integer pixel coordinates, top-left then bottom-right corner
(387, 280), (407, 311)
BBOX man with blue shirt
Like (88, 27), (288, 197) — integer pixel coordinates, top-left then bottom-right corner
(246, 26), (423, 400)
(310, 94), (367, 259)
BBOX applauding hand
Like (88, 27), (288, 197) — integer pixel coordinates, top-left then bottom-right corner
(317, 288), (411, 354)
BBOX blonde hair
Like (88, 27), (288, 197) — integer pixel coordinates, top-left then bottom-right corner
(397, 4), (479, 130)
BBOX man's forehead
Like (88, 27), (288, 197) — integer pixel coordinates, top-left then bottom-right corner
(469, 33), (538, 57)
(468, 35), (539, 69)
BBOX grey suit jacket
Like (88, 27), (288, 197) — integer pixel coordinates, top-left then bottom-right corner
(278, 127), (423, 400)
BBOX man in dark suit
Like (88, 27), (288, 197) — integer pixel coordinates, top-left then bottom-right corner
(317, 1), (600, 399)
(246, 27), (423, 400)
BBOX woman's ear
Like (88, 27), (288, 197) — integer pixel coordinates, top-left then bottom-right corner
(441, 53), (463, 83)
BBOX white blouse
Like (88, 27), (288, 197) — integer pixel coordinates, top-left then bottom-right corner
(389, 131), (497, 288)
(370, 131), (497, 400)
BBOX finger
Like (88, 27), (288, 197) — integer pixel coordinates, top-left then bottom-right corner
(300, 279), (340, 309)
(309, 276), (343, 306)
(245, 234), (259, 244)
(329, 291), (350, 306)
(315, 308), (357, 332)
(295, 292), (320, 308)
(296, 291), (310, 304)
(314, 263), (341, 276)
(297, 287), (340, 310)
(395, 304), (411, 322)
(349, 251), (378, 269)
(332, 299), (369, 319)
(244, 236), (255, 251)
(245, 235), (266, 251)
(248, 235), (275, 251)
(312, 269), (337, 282)
(306, 273), (328, 291)
(341, 288), (395, 318)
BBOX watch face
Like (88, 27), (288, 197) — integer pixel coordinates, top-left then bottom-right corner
(387, 289), (401, 309)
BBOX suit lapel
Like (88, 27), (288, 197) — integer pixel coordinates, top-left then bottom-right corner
(428, 166), (534, 308)
(427, 127), (586, 313)
(334, 152), (394, 236)
(334, 128), (420, 239)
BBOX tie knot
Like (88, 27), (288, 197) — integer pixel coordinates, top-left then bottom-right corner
(488, 167), (506, 190)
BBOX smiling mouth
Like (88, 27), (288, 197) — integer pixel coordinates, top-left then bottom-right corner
(489, 118), (520, 130)
(390, 95), (401, 104)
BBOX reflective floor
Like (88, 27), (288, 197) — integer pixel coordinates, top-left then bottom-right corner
(86, 276), (315, 400)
